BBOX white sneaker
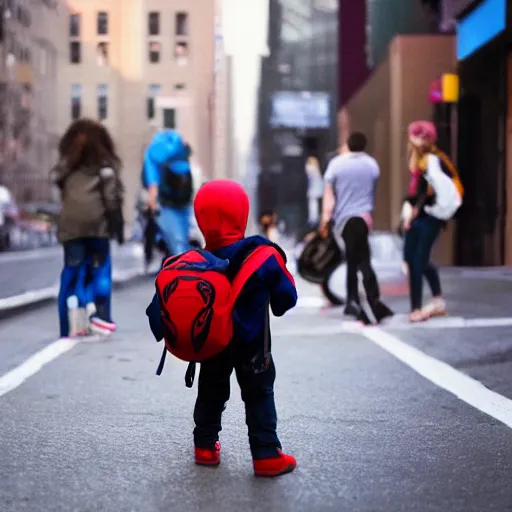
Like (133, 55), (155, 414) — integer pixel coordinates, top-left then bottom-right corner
(422, 298), (447, 318)
(89, 316), (117, 336)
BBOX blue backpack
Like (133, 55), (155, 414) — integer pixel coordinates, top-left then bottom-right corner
(145, 131), (194, 208)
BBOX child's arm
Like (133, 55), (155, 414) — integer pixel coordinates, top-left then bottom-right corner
(259, 253), (297, 317)
(146, 293), (164, 341)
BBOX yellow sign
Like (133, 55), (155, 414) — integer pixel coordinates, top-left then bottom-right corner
(442, 73), (459, 103)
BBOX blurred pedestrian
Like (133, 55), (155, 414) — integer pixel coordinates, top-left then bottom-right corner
(319, 132), (393, 324)
(259, 211), (280, 244)
(305, 156), (323, 228)
(138, 159), (163, 269)
(51, 119), (124, 338)
(402, 121), (463, 322)
(143, 130), (193, 259)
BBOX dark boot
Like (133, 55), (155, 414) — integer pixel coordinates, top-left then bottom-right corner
(344, 301), (372, 325)
(344, 301), (361, 317)
(369, 300), (394, 324)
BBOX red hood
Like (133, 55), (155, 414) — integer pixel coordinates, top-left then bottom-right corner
(194, 180), (249, 250)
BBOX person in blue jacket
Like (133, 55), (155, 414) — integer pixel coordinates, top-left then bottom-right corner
(146, 180), (298, 477)
(143, 130), (193, 257)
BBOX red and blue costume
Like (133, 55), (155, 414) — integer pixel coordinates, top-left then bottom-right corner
(146, 180), (298, 476)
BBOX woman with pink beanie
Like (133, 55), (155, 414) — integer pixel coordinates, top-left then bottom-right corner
(401, 121), (459, 322)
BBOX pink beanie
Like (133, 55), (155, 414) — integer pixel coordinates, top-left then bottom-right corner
(408, 121), (437, 147)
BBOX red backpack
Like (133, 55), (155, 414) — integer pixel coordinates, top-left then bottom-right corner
(154, 245), (284, 383)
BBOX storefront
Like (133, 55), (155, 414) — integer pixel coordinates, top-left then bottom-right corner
(454, 0), (511, 266)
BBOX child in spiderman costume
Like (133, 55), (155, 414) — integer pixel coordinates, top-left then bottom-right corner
(146, 180), (298, 477)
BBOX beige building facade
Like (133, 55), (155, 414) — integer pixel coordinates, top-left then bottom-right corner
(0, 0), (65, 204)
(58, 0), (215, 225)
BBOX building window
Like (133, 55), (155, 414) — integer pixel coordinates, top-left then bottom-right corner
(97, 84), (108, 120)
(147, 84), (161, 120)
(148, 12), (160, 36)
(97, 42), (109, 66)
(69, 13), (80, 37)
(163, 108), (176, 129)
(175, 12), (188, 36)
(71, 84), (82, 120)
(175, 42), (188, 65)
(97, 12), (108, 36)
(149, 42), (161, 63)
(70, 41), (81, 64)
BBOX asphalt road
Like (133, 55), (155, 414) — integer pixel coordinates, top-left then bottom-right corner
(1, 271), (512, 511)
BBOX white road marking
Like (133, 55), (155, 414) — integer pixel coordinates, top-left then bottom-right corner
(0, 338), (78, 397)
(362, 327), (512, 429)
(0, 260), (160, 395)
(273, 316), (512, 336)
(465, 317), (512, 328)
(295, 296), (326, 308)
(0, 286), (58, 310)
(273, 322), (363, 337)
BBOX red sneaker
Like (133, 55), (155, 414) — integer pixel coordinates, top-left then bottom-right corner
(195, 441), (221, 466)
(253, 449), (296, 477)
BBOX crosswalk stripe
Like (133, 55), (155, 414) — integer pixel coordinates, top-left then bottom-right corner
(273, 316), (512, 336)
(363, 327), (512, 430)
(0, 338), (78, 397)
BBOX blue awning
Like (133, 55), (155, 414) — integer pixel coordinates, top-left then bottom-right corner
(457, 0), (506, 60)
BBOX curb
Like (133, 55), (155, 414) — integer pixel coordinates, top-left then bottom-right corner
(0, 265), (159, 319)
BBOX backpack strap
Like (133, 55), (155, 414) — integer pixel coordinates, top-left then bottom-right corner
(435, 148), (462, 183)
(231, 245), (285, 303)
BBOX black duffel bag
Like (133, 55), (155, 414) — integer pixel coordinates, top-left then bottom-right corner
(297, 226), (345, 284)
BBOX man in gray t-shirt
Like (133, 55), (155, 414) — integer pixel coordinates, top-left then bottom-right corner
(323, 148), (379, 231)
(320, 132), (393, 324)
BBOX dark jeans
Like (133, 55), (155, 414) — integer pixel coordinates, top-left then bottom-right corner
(193, 337), (281, 460)
(58, 238), (111, 337)
(404, 215), (442, 311)
(342, 217), (380, 305)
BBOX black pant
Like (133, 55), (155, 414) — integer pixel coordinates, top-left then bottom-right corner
(193, 337), (281, 460)
(143, 216), (159, 265)
(342, 217), (380, 305)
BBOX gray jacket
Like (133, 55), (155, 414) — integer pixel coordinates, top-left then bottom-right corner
(51, 161), (124, 244)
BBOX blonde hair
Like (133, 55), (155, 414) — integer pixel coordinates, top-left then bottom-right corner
(408, 141), (431, 173)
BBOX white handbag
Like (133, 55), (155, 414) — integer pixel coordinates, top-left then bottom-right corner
(423, 154), (462, 220)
